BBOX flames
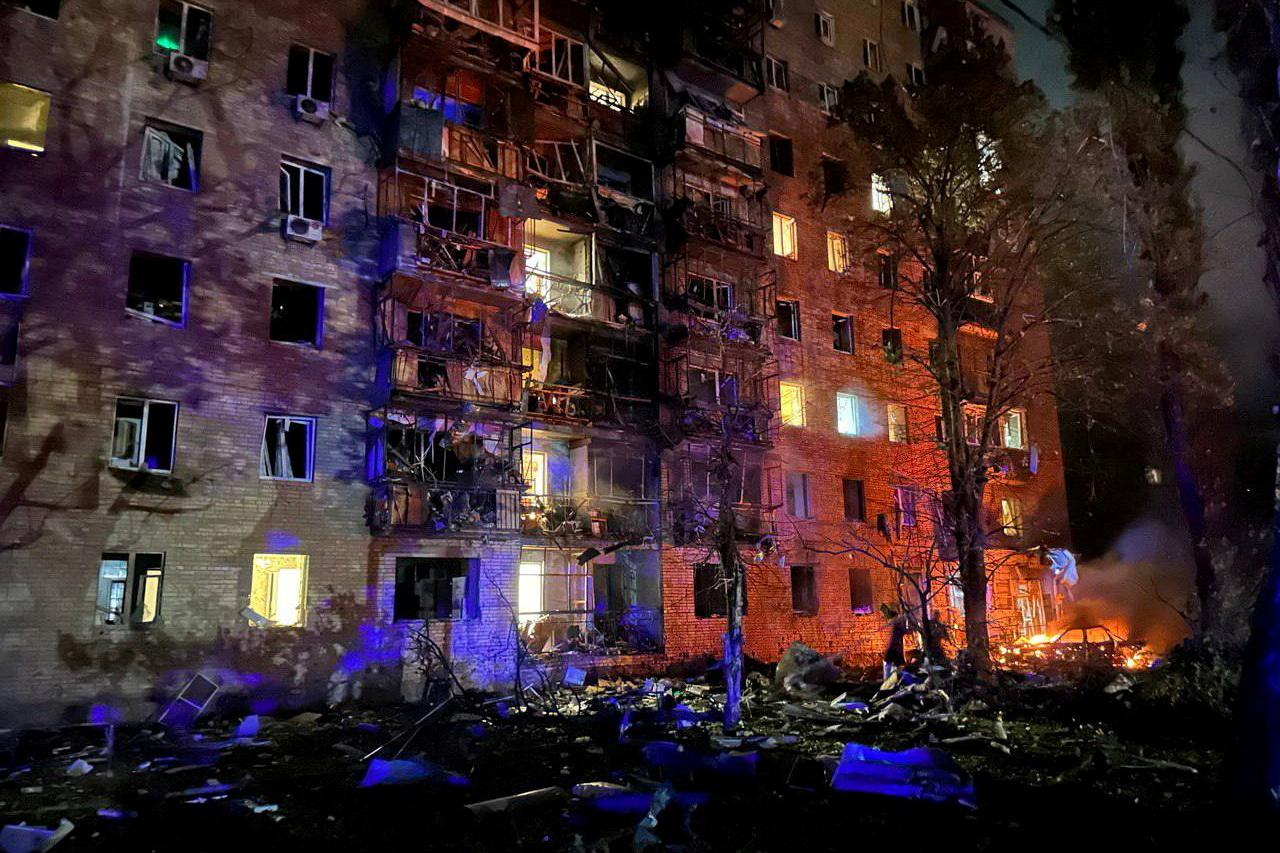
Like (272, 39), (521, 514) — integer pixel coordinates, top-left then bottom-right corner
(996, 621), (1159, 672)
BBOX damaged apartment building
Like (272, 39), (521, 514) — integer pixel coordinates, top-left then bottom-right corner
(0, 0), (1070, 721)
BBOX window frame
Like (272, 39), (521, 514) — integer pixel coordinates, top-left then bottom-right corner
(279, 157), (330, 224)
(871, 172), (893, 213)
(832, 313), (854, 354)
(907, 63), (927, 86)
(110, 396), (179, 474)
(154, 0), (213, 60)
(95, 551), (166, 628)
(0, 225), (33, 298)
(779, 381), (805, 427)
(826, 230), (851, 273)
(772, 211), (798, 259)
(791, 565), (818, 615)
(842, 478), (866, 522)
(814, 10), (835, 46)
(139, 119), (203, 192)
(125, 250), (190, 327)
(836, 392), (861, 437)
(268, 279), (325, 348)
(765, 55), (790, 91)
(286, 44), (336, 102)
(902, 0), (921, 32)
(394, 556), (478, 622)
(886, 402), (909, 444)
(999, 496), (1025, 538)
(768, 133), (794, 176)
(260, 414), (317, 483)
(862, 38), (882, 71)
(1000, 408), (1028, 449)
(776, 298), (801, 340)
(877, 250), (898, 288)
(785, 471), (812, 519)
(849, 566), (874, 614)
(248, 553), (310, 627)
(817, 82), (840, 115)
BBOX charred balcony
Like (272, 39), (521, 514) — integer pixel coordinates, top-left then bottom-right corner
(652, 0), (765, 102)
(415, 0), (541, 54)
(662, 260), (776, 347)
(520, 436), (660, 542)
(664, 168), (768, 259)
(666, 448), (777, 546)
(523, 219), (656, 328)
(661, 349), (777, 447)
(524, 327), (657, 430)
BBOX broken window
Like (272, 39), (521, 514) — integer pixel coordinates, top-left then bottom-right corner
(765, 55), (789, 91)
(394, 557), (476, 621)
(772, 212), (797, 258)
(111, 397), (178, 473)
(269, 279), (322, 346)
(836, 392), (861, 436)
(280, 159), (329, 223)
(791, 565), (818, 615)
(779, 381), (805, 427)
(768, 133), (794, 176)
(827, 231), (851, 273)
(155, 0), (212, 60)
(832, 314), (854, 353)
(902, 0), (921, 31)
(776, 298), (800, 339)
(877, 251), (898, 288)
(140, 119), (202, 191)
(688, 367), (738, 407)
(849, 567), (874, 614)
(871, 172), (892, 213)
(1000, 408), (1027, 449)
(907, 63), (927, 86)
(286, 44), (335, 102)
(595, 144), (653, 200)
(95, 552), (165, 627)
(687, 274), (733, 314)
(248, 553), (308, 627)
(0, 226), (32, 296)
(814, 10), (835, 45)
(8, 1), (60, 18)
(817, 83), (840, 115)
(0, 82), (51, 154)
(887, 403), (909, 443)
(999, 496), (1024, 538)
(260, 415), (314, 482)
(882, 327), (903, 360)
(693, 562), (746, 619)
(893, 485), (918, 530)
(843, 478), (865, 521)
(785, 472), (812, 518)
(537, 29), (586, 86)
(592, 452), (648, 499)
(126, 251), (188, 325)
(862, 39), (881, 71)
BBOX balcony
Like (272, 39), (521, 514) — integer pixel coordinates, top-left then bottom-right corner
(525, 381), (654, 428)
(520, 494), (660, 540)
(679, 107), (763, 172)
(417, 0), (539, 53)
(676, 204), (767, 257)
(525, 139), (591, 187)
(371, 483), (522, 535)
(676, 402), (773, 445)
(390, 345), (525, 408)
(668, 499), (775, 546)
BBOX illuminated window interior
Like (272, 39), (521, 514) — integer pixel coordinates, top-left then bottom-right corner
(249, 553), (308, 627)
(0, 82), (51, 154)
(780, 381), (805, 427)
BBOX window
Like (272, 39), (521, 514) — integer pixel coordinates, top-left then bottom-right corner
(947, 581), (965, 612)
(140, 120), (202, 191)
(842, 478), (866, 521)
(394, 557), (476, 621)
(887, 403), (909, 443)
(280, 159), (329, 223)
(694, 562), (745, 618)
(832, 314), (853, 353)
(0, 227), (32, 296)
(0, 83), (51, 154)
(286, 45), (335, 102)
(893, 485), (918, 529)
(791, 565), (818, 614)
(849, 567), (874, 614)
(688, 367), (738, 407)
(818, 83), (840, 115)
(814, 10), (835, 45)
(260, 416), (315, 482)
(907, 63), (927, 86)
(155, 1), (212, 60)
(779, 381), (805, 427)
(95, 552), (165, 627)
(765, 55), (790, 91)
(687, 274), (733, 313)
(871, 172), (892, 213)
(126, 251), (188, 325)
(862, 39), (882, 71)
(776, 298), (800, 340)
(902, 0), (921, 31)
(1000, 409), (1027, 449)
(836, 392), (861, 436)
(269, 279), (323, 346)
(826, 231), (851, 273)
(537, 29), (586, 86)
(772, 212), (797, 259)
(877, 251), (898, 288)
(768, 133), (794, 176)
(785, 472), (812, 518)
(999, 497), (1024, 538)
(111, 397), (178, 473)
(882, 328), (903, 360)
(595, 143), (655, 200)
(248, 553), (309, 627)
(8, 1), (60, 18)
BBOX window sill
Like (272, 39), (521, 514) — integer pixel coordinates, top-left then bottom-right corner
(260, 475), (315, 484)
(268, 339), (322, 351)
(138, 179), (198, 194)
(125, 308), (186, 328)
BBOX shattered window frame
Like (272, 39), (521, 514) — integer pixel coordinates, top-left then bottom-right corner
(110, 396), (179, 474)
(536, 27), (587, 87)
(0, 225), (33, 297)
(125, 250), (189, 326)
(902, 0), (922, 32)
(95, 551), (165, 628)
(139, 119), (203, 192)
(776, 298), (800, 339)
(693, 561), (746, 619)
(260, 415), (316, 483)
(279, 157), (330, 224)
(394, 556), (477, 622)
(999, 496), (1025, 538)
(817, 82), (840, 115)
(0, 81), (52, 154)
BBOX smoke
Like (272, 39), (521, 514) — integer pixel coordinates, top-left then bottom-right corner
(1055, 516), (1194, 652)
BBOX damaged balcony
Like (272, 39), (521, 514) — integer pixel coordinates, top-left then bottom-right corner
(524, 326), (657, 429)
(416, 0), (540, 54)
(678, 106), (764, 173)
(368, 413), (525, 536)
(667, 447), (777, 546)
(523, 219), (654, 327)
(656, 0), (765, 102)
(665, 169), (768, 258)
(519, 546), (663, 655)
(662, 351), (776, 447)
(663, 260), (776, 346)
(520, 436), (660, 541)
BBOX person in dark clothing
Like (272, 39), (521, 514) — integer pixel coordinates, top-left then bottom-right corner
(881, 604), (910, 679)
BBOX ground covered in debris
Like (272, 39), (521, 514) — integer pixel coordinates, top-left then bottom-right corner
(0, 656), (1267, 851)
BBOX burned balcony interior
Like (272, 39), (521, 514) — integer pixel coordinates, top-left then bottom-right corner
(667, 444), (776, 546)
(650, 0), (766, 102)
(519, 435), (660, 542)
(663, 257), (776, 345)
(664, 166), (768, 259)
(524, 327), (656, 429)
(415, 0), (541, 54)
(661, 345), (776, 447)
(368, 412), (525, 535)
(523, 219), (655, 327)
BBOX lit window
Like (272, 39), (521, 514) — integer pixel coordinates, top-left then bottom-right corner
(772, 212), (797, 259)
(1000, 408), (1026, 449)
(999, 497), (1024, 537)
(871, 173), (892, 213)
(814, 10), (835, 45)
(785, 472), (812, 518)
(765, 55), (790, 91)
(280, 158), (329, 223)
(95, 552), (165, 627)
(832, 314), (853, 353)
(862, 39), (881, 71)
(286, 45), (335, 102)
(780, 381), (805, 427)
(155, 1), (213, 60)
(836, 392), (861, 436)
(126, 251), (188, 326)
(249, 553), (309, 627)
(260, 415), (315, 481)
(887, 403), (909, 443)
(818, 83), (840, 115)
(902, 0), (922, 31)
(140, 119), (202, 191)
(826, 231), (851, 273)
(111, 397), (178, 474)
(0, 82), (51, 154)
(776, 299), (801, 340)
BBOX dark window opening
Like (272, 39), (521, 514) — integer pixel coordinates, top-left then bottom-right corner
(687, 274), (733, 314)
(595, 144), (654, 201)
(261, 416), (314, 481)
(269, 280), (322, 346)
(394, 557), (477, 621)
(286, 45), (335, 102)
(0, 227), (30, 296)
(878, 252), (898, 289)
(8, 1), (61, 18)
(821, 156), (850, 197)
(849, 567), (874, 614)
(776, 299), (800, 340)
(842, 478), (865, 521)
(140, 120), (202, 191)
(156, 1), (212, 60)
(882, 327), (903, 357)
(111, 397), (178, 473)
(791, 565), (817, 615)
(832, 314), (853, 353)
(280, 159), (329, 222)
(768, 134), (794, 176)
(694, 562), (747, 618)
(126, 251), (187, 325)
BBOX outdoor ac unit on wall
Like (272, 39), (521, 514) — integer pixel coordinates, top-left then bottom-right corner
(167, 53), (208, 84)
(293, 94), (331, 125)
(284, 215), (323, 243)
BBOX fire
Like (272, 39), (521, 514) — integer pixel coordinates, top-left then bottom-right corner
(995, 622), (1159, 672)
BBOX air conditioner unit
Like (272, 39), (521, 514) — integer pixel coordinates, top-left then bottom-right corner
(293, 94), (331, 125)
(284, 214), (323, 243)
(167, 52), (209, 84)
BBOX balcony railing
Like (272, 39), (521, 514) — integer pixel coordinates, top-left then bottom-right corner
(668, 499), (775, 546)
(525, 382), (655, 427)
(680, 205), (766, 257)
(676, 402), (773, 445)
(680, 108), (763, 171)
(520, 494), (660, 540)
(407, 224), (520, 287)
(526, 270), (651, 326)
(442, 122), (521, 178)
(371, 483), (522, 535)
(525, 139), (591, 187)
(390, 346), (525, 408)
(418, 0), (539, 52)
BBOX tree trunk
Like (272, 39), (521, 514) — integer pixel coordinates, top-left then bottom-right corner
(957, 513), (992, 681)
(720, 520), (744, 732)
(1159, 380), (1217, 636)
